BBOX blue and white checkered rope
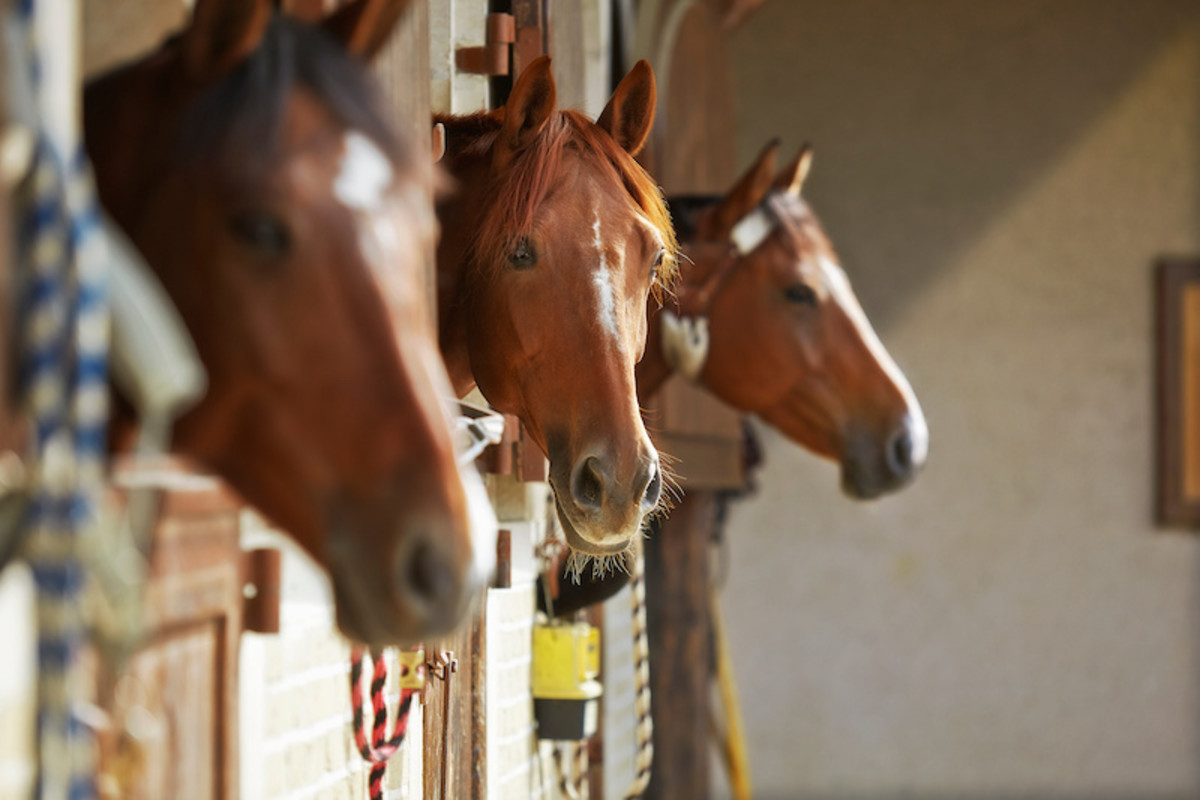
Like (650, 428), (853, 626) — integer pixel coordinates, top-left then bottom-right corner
(12, 1), (111, 798)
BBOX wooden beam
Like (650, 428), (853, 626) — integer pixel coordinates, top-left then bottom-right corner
(643, 490), (715, 800)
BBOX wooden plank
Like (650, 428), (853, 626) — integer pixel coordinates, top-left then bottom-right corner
(512, 0), (549, 77)
(650, 432), (742, 493)
(642, 491), (714, 800)
(372, 0), (438, 318)
(0, 32), (11, 452)
(423, 612), (486, 800)
(1156, 258), (1200, 527)
(467, 606), (488, 799)
(82, 0), (186, 78)
(637, 0), (743, 490)
(1182, 284), (1200, 500)
(97, 472), (244, 800)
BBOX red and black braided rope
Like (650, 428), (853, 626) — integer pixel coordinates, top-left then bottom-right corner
(349, 646), (421, 800)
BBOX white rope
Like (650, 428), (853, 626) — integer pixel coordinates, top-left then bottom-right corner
(623, 540), (653, 799)
(551, 742), (586, 800)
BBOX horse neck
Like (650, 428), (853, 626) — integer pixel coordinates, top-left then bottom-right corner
(636, 299), (674, 404)
(84, 60), (185, 230)
(434, 117), (495, 395)
(635, 234), (736, 403)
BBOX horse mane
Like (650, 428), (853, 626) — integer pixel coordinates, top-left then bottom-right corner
(438, 109), (679, 294)
(766, 192), (835, 257)
(665, 194), (721, 242)
(178, 13), (407, 170)
(668, 191), (831, 255)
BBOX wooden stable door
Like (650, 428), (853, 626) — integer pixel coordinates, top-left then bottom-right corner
(98, 476), (248, 800)
(638, 0), (745, 491)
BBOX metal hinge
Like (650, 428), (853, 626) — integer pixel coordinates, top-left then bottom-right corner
(455, 12), (516, 76)
(242, 547), (282, 634)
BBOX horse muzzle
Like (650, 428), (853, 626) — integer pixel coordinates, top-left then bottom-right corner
(325, 476), (495, 647)
(840, 413), (928, 499)
(549, 445), (661, 555)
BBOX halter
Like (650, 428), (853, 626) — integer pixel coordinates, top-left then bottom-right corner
(660, 199), (782, 383)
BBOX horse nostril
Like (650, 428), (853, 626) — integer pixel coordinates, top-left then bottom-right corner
(571, 456), (606, 511)
(887, 428), (913, 477)
(402, 538), (457, 607)
(641, 462), (663, 510)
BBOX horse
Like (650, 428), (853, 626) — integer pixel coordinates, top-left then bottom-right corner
(435, 57), (678, 558)
(83, 0), (495, 646)
(542, 140), (928, 615)
(640, 139), (928, 497)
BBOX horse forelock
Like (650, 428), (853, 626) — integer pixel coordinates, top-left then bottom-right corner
(767, 191), (835, 263)
(176, 14), (408, 174)
(446, 109), (678, 293)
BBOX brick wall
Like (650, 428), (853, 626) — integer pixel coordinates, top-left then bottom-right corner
(239, 521), (424, 800)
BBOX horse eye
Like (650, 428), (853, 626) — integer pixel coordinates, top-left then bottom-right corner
(784, 283), (818, 306)
(509, 237), (537, 269)
(651, 249), (665, 278)
(229, 211), (292, 258)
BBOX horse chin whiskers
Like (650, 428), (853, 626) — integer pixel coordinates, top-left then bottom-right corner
(564, 545), (634, 585)
(651, 451), (684, 519)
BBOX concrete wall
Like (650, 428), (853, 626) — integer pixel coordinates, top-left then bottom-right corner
(720, 2), (1200, 797)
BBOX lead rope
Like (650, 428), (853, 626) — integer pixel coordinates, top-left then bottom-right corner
(545, 541), (652, 800)
(551, 742), (587, 800)
(624, 540), (654, 799)
(348, 647), (422, 800)
(13, 1), (111, 797)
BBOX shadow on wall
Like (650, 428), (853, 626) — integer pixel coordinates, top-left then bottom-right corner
(722, 2), (1200, 798)
(731, 0), (1200, 331)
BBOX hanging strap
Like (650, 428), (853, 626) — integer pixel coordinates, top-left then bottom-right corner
(348, 646), (423, 800)
(13, 0), (113, 785)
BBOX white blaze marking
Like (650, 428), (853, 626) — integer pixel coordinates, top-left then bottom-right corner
(592, 213), (621, 348)
(334, 132), (393, 212)
(331, 131), (408, 305)
(820, 255), (929, 465)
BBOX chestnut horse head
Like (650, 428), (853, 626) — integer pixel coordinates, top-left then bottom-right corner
(436, 58), (677, 556)
(84, 0), (495, 645)
(642, 141), (927, 498)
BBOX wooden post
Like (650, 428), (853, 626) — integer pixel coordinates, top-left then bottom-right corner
(643, 490), (716, 800)
(423, 613), (487, 800)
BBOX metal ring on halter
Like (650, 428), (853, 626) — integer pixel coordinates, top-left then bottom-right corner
(451, 399), (507, 466)
(660, 309), (710, 383)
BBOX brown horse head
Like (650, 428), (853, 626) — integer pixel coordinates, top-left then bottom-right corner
(645, 141), (927, 498)
(84, 0), (496, 645)
(437, 58), (677, 555)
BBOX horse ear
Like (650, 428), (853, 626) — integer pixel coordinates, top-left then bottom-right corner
(775, 144), (813, 198)
(596, 60), (657, 155)
(322, 0), (413, 61)
(182, 0), (272, 81)
(495, 56), (557, 168)
(709, 139), (780, 237)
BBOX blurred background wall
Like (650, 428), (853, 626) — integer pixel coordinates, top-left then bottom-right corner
(720, 1), (1200, 796)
